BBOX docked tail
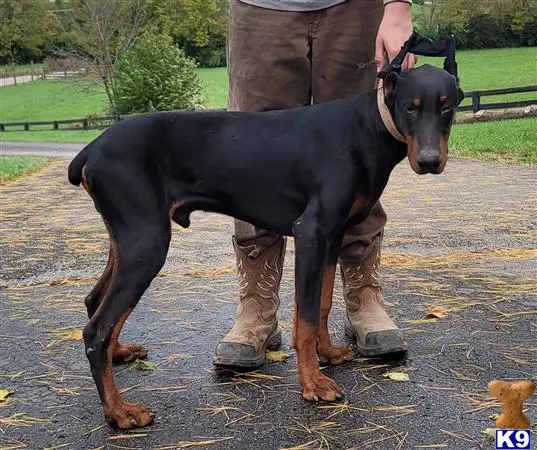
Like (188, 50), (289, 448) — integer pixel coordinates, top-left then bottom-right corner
(67, 144), (92, 186)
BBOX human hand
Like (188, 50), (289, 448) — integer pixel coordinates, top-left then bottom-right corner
(375, 2), (416, 72)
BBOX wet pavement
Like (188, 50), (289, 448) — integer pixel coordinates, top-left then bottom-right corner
(0, 156), (536, 449)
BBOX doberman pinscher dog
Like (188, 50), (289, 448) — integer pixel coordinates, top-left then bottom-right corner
(68, 33), (464, 429)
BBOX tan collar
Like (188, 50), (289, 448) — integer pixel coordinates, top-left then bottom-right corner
(376, 79), (407, 143)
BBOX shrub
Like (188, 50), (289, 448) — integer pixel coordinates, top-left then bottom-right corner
(110, 31), (202, 115)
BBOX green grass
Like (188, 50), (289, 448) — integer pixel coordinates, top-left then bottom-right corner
(0, 79), (108, 122)
(0, 129), (102, 143)
(0, 155), (52, 184)
(419, 47), (537, 106)
(197, 67), (228, 108)
(450, 117), (537, 164)
(0, 48), (536, 161)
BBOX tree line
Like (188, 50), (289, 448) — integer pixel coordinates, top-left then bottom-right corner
(1, 0), (535, 68)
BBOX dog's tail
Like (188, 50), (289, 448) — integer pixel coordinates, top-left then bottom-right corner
(67, 143), (92, 186)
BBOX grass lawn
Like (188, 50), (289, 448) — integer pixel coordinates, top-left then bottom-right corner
(450, 117), (537, 164)
(0, 129), (102, 143)
(0, 80), (108, 122)
(0, 155), (52, 184)
(0, 47), (535, 162)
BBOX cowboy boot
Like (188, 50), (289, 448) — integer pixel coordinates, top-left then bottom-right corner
(213, 237), (286, 368)
(341, 235), (407, 356)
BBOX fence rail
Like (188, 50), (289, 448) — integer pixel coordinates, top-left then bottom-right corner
(1, 85), (536, 132)
(458, 85), (537, 112)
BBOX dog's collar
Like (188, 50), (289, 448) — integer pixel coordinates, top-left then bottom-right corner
(376, 79), (407, 143)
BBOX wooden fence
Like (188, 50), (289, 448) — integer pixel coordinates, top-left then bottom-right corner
(1, 85), (536, 132)
(459, 85), (537, 113)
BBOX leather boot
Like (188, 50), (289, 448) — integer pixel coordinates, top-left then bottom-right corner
(213, 237), (286, 368)
(341, 235), (407, 356)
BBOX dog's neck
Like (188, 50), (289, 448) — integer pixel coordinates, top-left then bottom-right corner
(376, 79), (406, 143)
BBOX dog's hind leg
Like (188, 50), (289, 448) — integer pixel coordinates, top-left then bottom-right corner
(83, 178), (171, 428)
(317, 234), (353, 365)
(84, 219), (169, 428)
(84, 245), (115, 319)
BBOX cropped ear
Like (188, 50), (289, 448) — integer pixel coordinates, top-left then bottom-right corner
(457, 87), (465, 106)
(378, 70), (402, 108)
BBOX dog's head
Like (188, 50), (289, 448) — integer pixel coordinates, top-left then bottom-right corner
(381, 65), (463, 175)
(379, 32), (464, 175)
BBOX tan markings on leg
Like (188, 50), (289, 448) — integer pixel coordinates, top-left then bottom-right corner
(296, 316), (343, 402)
(317, 264), (353, 365)
(110, 303), (148, 363)
(347, 194), (368, 220)
(102, 308), (153, 429)
(95, 238), (147, 364)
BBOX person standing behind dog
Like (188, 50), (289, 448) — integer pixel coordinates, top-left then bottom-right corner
(214, 0), (416, 368)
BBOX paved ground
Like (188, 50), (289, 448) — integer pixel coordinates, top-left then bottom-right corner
(0, 141), (83, 158)
(0, 153), (536, 449)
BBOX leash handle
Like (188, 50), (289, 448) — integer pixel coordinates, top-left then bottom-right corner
(387, 31), (458, 79)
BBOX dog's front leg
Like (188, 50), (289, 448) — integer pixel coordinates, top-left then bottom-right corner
(317, 235), (353, 365)
(292, 216), (343, 402)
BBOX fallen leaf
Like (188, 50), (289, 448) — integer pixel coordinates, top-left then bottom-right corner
(482, 428), (496, 440)
(383, 371), (409, 382)
(266, 351), (289, 363)
(65, 329), (83, 341)
(0, 389), (15, 402)
(133, 359), (157, 371)
(425, 306), (448, 319)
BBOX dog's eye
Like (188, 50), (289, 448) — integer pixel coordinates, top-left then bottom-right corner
(406, 105), (417, 113)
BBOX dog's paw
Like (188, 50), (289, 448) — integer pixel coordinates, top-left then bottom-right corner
(113, 343), (148, 363)
(318, 344), (354, 365)
(106, 401), (154, 429)
(302, 371), (344, 402)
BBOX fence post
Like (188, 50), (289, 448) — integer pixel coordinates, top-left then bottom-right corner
(53, 121), (59, 130)
(24, 122), (29, 131)
(12, 63), (16, 85)
(0, 124), (4, 132)
(83, 118), (88, 130)
(30, 60), (34, 81)
(64, 69), (67, 78)
(471, 92), (481, 113)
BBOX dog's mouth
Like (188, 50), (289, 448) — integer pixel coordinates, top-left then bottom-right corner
(406, 135), (448, 175)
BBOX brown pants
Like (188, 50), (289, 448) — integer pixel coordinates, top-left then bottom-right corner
(228, 0), (386, 262)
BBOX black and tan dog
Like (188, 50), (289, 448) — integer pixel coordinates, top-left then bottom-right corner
(68, 33), (463, 429)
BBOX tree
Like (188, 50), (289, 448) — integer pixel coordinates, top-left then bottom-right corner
(0, 0), (60, 63)
(148, 0), (228, 66)
(57, 0), (149, 112)
(110, 30), (202, 114)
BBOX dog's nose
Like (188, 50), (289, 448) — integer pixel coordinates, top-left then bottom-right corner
(417, 151), (441, 173)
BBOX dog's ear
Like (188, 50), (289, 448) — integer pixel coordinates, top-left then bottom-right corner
(457, 87), (465, 106)
(378, 70), (401, 107)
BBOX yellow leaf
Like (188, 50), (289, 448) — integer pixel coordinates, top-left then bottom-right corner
(482, 428), (496, 440)
(426, 306), (448, 319)
(0, 389), (15, 402)
(383, 371), (409, 382)
(266, 351), (289, 363)
(66, 330), (83, 341)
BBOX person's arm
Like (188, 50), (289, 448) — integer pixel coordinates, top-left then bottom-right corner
(375, 0), (415, 72)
